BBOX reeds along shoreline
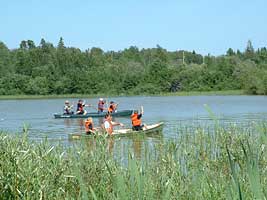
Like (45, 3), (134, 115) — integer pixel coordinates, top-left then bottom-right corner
(0, 90), (244, 100)
(1, 122), (267, 199)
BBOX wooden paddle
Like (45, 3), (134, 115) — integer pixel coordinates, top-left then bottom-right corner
(141, 106), (144, 115)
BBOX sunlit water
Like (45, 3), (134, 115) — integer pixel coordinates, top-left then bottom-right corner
(1, 95), (267, 160)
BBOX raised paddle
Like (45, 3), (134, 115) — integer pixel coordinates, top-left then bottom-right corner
(140, 106), (147, 130)
(141, 106), (144, 115)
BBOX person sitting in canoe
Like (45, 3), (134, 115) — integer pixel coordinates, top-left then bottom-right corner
(76, 99), (91, 115)
(84, 117), (96, 134)
(131, 106), (145, 131)
(103, 113), (123, 135)
(108, 101), (118, 113)
(98, 98), (106, 113)
(63, 100), (74, 115)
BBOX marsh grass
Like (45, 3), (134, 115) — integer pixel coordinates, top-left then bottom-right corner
(1, 120), (267, 199)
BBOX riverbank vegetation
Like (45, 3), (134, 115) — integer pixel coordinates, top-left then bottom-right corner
(1, 121), (267, 199)
(0, 90), (245, 100)
(0, 38), (267, 96)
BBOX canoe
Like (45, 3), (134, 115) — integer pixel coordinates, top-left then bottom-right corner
(112, 122), (164, 136)
(68, 122), (164, 140)
(54, 110), (134, 119)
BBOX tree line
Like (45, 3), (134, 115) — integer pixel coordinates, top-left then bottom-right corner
(0, 38), (267, 95)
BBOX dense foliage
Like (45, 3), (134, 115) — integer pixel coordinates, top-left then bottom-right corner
(0, 38), (267, 95)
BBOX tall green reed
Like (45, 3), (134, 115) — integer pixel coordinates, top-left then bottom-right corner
(1, 119), (267, 199)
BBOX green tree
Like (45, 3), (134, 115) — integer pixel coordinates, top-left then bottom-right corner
(25, 77), (49, 95)
(143, 59), (171, 92)
(57, 37), (65, 49)
(27, 40), (36, 49)
(245, 40), (255, 59)
(0, 41), (12, 77)
(226, 48), (235, 56)
(1, 37), (267, 95)
(19, 40), (27, 49)
(155, 45), (168, 64)
(88, 47), (105, 67)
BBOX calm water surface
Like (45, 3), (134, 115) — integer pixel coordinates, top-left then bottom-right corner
(0, 95), (267, 158)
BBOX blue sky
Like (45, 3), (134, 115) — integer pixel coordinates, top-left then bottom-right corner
(1, 0), (267, 55)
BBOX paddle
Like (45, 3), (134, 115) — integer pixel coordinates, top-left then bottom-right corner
(140, 106), (147, 130)
(88, 103), (98, 111)
(104, 98), (109, 111)
(69, 101), (74, 113)
(141, 106), (144, 115)
(114, 102), (119, 113)
(88, 129), (97, 135)
(81, 100), (99, 113)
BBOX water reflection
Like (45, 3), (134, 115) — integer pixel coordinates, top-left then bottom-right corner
(97, 118), (104, 126)
(81, 136), (116, 154)
(132, 137), (142, 159)
(77, 119), (85, 131)
(63, 119), (72, 127)
(70, 130), (164, 163)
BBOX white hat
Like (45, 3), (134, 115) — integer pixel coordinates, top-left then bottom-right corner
(99, 98), (103, 101)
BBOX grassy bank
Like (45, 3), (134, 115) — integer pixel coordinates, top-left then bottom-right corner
(0, 90), (245, 100)
(1, 121), (267, 199)
(157, 89), (245, 96)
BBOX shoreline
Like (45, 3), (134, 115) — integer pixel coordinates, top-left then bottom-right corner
(0, 90), (246, 100)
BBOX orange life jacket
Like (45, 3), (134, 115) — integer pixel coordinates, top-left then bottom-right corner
(131, 113), (141, 126)
(108, 104), (115, 113)
(85, 120), (93, 132)
(104, 119), (113, 135)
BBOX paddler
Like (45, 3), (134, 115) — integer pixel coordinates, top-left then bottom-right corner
(76, 99), (91, 115)
(84, 117), (95, 134)
(108, 101), (118, 113)
(103, 113), (123, 135)
(131, 106), (145, 131)
(63, 100), (74, 115)
(98, 98), (106, 113)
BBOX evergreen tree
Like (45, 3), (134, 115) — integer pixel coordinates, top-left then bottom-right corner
(27, 40), (36, 49)
(19, 40), (27, 49)
(57, 37), (65, 49)
(245, 40), (255, 59)
(226, 48), (235, 56)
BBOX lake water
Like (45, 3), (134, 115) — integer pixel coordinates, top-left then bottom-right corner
(1, 95), (267, 158)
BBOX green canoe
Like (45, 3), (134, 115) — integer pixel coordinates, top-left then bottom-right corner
(54, 109), (134, 119)
(68, 122), (164, 140)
